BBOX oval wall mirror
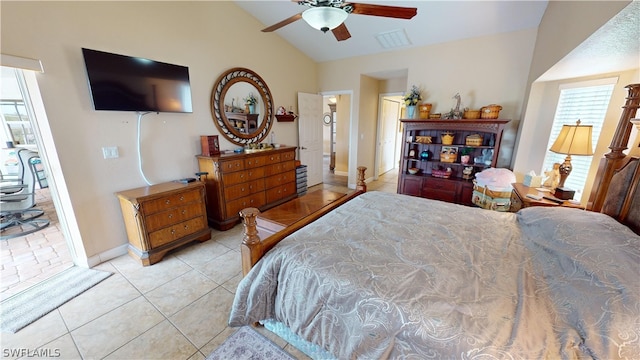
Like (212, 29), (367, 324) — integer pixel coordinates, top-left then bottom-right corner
(211, 67), (274, 145)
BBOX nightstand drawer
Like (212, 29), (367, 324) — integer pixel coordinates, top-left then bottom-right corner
(148, 216), (206, 248)
(141, 189), (202, 216)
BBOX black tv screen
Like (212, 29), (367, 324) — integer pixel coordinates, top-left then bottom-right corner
(82, 48), (193, 113)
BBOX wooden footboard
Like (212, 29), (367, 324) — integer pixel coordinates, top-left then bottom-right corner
(239, 166), (368, 275)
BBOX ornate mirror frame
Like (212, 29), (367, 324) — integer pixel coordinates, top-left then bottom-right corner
(211, 67), (274, 145)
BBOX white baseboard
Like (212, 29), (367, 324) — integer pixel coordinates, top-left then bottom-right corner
(86, 244), (128, 267)
(334, 170), (348, 176)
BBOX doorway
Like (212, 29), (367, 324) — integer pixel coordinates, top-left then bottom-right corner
(0, 66), (74, 300)
(322, 94), (349, 187)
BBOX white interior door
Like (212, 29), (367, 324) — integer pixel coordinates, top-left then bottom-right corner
(379, 98), (401, 175)
(298, 92), (323, 187)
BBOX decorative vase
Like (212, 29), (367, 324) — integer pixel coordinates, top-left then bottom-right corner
(249, 104), (256, 114)
(420, 150), (430, 161)
(406, 105), (416, 119)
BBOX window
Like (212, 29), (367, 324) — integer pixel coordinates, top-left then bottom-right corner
(541, 78), (616, 201)
(1, 67), (37, 147)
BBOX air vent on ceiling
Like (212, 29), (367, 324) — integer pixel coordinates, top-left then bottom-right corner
(375, 29), (411, 49)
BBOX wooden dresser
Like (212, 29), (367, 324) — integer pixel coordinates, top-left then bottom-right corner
(197, 146), (298, 230)
(115, 181), (210, 266)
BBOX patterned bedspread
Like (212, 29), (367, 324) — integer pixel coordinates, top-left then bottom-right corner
(229, 191), (640, 359)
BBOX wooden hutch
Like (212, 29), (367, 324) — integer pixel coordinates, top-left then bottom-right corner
(398, 119), (509, 206)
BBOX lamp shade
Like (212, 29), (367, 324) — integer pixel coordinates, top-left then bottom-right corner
(549, 120), (594, 156)
(302, 7), (348, 33)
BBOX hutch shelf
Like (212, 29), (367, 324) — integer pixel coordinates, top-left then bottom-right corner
(398, 119), (510, 206)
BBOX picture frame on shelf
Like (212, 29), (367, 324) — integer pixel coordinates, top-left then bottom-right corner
(408, 149), (416, 158)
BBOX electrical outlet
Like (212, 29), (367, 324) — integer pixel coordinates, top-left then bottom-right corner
(102, 146), (119, 159)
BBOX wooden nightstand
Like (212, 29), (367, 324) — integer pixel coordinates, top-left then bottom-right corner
(510, 183), (585, 212)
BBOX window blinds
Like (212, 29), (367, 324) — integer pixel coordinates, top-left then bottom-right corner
(541, 81), (615, 201)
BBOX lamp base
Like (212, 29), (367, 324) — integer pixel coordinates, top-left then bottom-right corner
(554, 187), (575, 200)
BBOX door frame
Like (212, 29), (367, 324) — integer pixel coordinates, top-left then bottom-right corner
(375, 92), (403, 179)
(320, 90), (355, 186)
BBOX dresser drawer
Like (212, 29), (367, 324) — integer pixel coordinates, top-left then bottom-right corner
(148, 216), (207, 248)
(245, 156), (266, 168)
(422, 189), (456, 203)
(226, 193), (266, 218)
(141, 189), (202, 216)
(265, 171), (296, 189)
(265, 182), (296, 203)
(224, 179), (265, 201)
(264, 153), (282, 164)
(281, 151), (295, 162)
(423, 177), (457, 192)
(222, 167), (265, 186)
(219, 159), (244, 173)
(145, 202), (204, 233)
(264, 161), (295, 176)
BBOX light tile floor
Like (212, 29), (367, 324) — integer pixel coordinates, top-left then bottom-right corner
(0, 170), (398, 359)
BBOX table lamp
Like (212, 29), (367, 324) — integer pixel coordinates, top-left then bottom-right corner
(549, 119), (593, 199)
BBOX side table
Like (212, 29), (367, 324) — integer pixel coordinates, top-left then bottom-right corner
(510, 183), (585, 212)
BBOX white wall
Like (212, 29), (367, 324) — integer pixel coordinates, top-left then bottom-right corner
(318, 29), (538, 182)
(1, 2), (317, 264)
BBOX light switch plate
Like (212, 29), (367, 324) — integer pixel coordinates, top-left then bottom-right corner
(102, 146), (119, 159)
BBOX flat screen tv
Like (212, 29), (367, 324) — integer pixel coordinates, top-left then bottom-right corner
(82, 48), (193, 113)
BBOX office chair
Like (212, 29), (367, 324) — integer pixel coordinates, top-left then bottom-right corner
(1, 149), (50, 241)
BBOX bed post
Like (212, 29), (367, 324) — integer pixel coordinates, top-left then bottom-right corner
(239, 207), (263, 276)
(357, 166), (367, 192)
(589, 83), (640, 211)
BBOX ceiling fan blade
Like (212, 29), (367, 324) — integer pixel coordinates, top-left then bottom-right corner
(332, 23), (351, 41)
(349, 3), (417, 19)
(262, 13), (303, 32)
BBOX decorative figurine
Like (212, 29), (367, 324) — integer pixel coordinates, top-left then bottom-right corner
(543, 163), (561, 190)
(443, 93), (463, 119)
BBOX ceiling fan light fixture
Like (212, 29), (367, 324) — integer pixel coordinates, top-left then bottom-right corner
(301, 7), (348, 33)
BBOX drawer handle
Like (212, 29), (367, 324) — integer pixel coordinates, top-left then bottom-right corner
(241, 187), (246, 192)
(240, 174), (245, 178)
(270, 156), (274, 160)
(182, 210), (186, 215)
(168, 214), (173, 219)
(165, 200), (170, 205)
(179, 196), (184, 201)
(171, 229), (176, 235)
(184, 225), (189, 230)
(236, 163), (240, 167)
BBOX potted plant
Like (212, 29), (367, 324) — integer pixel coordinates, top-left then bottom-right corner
(244, 93), (258, 113)
(460, 147), (473, 164)
(403, 85), (422, 118)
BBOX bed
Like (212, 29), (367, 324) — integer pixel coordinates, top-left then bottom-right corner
(229, 83), (640, 359)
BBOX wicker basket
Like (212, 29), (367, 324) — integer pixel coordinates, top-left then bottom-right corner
(441, 132), (455, 145)
(463, 109), (481, 119)
(415, 136), (432, 144)
(419, 103), (432, 119)
(480, 104), (502, 119)
(465, 134), (483, 146)
(440, 153), (456, 163)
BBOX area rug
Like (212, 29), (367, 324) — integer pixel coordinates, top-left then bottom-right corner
(206, 326), (296, 360)
(0, 266), (112, 333)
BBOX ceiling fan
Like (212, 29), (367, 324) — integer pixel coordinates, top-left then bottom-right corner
(262, 0), (417, 41)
